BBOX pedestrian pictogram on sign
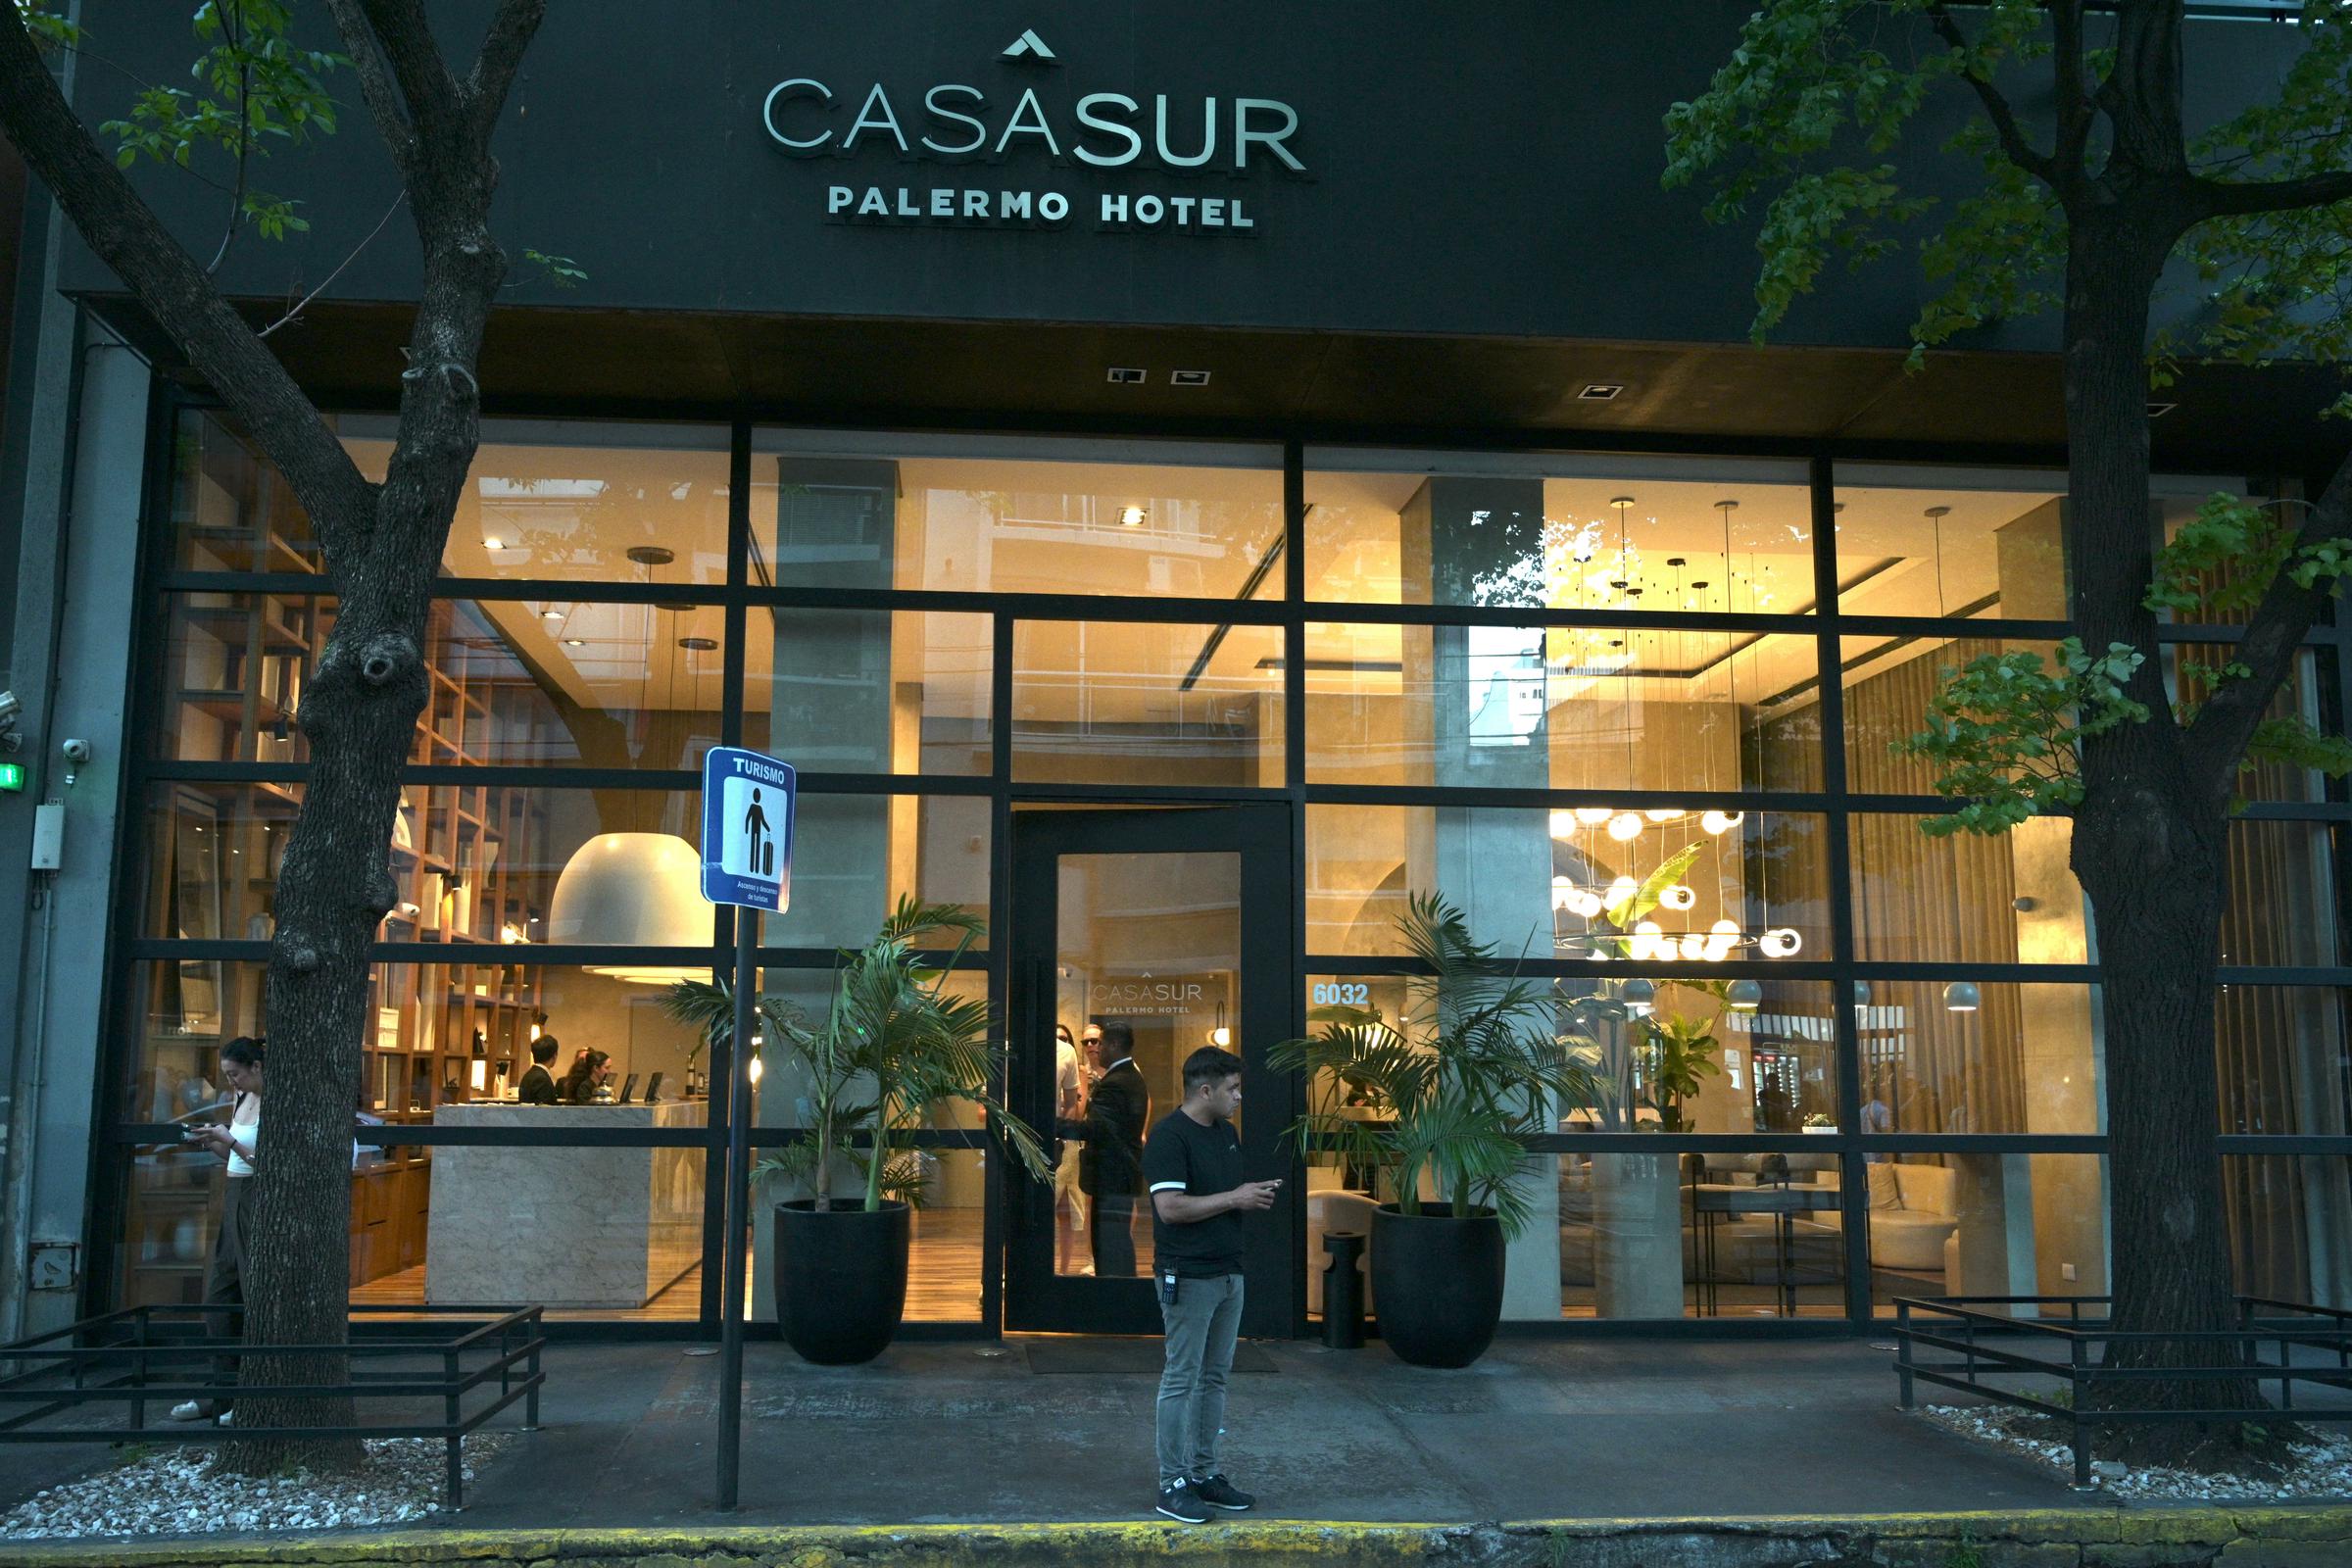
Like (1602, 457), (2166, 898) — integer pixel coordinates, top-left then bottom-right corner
(700, 747), (796, 912)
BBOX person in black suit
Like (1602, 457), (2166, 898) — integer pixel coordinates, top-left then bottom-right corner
(1072, 1020), (1150, 1277)
(515, 1036), (560, 1104)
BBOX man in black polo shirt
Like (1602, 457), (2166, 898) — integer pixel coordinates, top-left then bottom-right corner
(1142, 1046), (1278, 1523)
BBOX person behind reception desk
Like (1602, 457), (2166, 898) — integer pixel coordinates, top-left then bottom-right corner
(559, 1047), (612, 1104)
(516, 1036), (560, 1105)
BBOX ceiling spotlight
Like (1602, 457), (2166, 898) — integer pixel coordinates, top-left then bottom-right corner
(1119, 505), (1148, 527)
(482, 537), (504, 551)
(539, 608), (564, 621)
(1578, 383), (1626, 401)
(1171, 369), (1211, 387)
(1106, 367), (1147, 385)
(564, 638), (586, 648)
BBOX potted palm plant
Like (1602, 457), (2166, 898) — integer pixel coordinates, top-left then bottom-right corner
(666, 899), (1051, 1363)
(1272, 893), (1592, 1368)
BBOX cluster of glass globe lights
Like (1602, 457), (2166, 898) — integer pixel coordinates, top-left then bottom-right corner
(1546, 806), (1805, 1016)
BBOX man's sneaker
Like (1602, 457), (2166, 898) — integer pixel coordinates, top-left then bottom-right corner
(1154, 1482), (1209, 1523)
(1193, 1474), (1255, 1511)
(165, 1400), (214, 1423)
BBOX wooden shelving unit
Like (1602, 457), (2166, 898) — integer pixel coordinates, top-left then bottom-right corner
(134, 424), (551, 1299)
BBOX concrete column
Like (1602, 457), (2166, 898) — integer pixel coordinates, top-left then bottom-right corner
(0, 315), (147, 1339)
(752, 459), (898, 1316)
(1398, 478), (1560, 1318)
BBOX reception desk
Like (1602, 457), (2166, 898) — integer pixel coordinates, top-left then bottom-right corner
(425, 1102), (706, 1309)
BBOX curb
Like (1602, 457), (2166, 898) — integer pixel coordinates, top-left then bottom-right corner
(4, 1509), (2352, 1568)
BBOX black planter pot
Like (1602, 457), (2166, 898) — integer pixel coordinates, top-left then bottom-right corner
(772, 1199), (909, 1365)
(1369, 1202), (1505, 1368)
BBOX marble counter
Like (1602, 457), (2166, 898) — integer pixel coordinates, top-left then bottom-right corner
(425, 1102), (707, 1309)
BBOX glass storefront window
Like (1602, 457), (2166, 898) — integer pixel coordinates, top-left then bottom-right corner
(153, 592), (728, 769)
(2217, 986), (2352, 1137)
(1832, 466), (2068, 619)
(341, 417), (732, 584)
(755, 795), (991, 951)
(2224, 822), (2345, 968)
(1850, 813), (2088, 965)
(1301, 623), (1824, 792)
(1866, 1153), (2108, 1317)
(139, 782), (303, 948)
(1854, 980), (2102, 1136)
(170, 410), (324, 573)
(745, 610), (991, 774)
(1837, 631), (2063, 794)
(1558, 1152), (1847, 1320)
(1305, 805), (1833, 962)
(2225, 1154), (2352, 1306)
(1302, 451), (1815, 612)
(1011, 618), (1285, 786)
(753, 429), (1284, 598)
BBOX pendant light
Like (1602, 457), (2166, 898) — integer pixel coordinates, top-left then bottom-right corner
(1943, 980), (1982, 1013)
(548, 544), (710, 984)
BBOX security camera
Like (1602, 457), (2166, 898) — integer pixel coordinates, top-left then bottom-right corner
(0, 691), (20, 722)
(60, 738), (92, 763)
(0, 690), (20, 753)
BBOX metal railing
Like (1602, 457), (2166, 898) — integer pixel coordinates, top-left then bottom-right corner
(0, 1303), (545, 1507)
(1892, 1294), (2352, 1488)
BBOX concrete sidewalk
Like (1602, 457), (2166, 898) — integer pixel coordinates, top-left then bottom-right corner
(453, 1335), (2079, 1524)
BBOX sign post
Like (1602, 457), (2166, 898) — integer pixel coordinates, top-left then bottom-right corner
(699, 747), (796, 1512)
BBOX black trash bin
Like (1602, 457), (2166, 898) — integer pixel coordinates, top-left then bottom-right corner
(1321, 1230), (1367, 1349)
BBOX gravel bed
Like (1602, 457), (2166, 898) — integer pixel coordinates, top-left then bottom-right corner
(1924, 1403), (2352, 1500)
(0, 1433), (514, 1540)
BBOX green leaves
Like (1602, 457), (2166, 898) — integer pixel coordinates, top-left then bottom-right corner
(87, 0), (347, 247)
(517, 249), (589, 290)
(1891, 638), (2149, 837)
(1270, 892), (1595, 1238)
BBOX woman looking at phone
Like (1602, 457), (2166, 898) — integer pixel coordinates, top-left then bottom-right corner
(169, 1035), (264, 1426)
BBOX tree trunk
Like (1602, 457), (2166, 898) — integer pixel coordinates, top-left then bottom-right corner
(2062, 213), (2274, 1463)
(224, 226), (504, 1469)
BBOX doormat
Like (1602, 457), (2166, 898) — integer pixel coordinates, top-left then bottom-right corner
(1022, 1337), (1278, 1375)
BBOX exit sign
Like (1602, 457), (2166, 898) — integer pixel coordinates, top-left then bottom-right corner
(0, 762), (21, 793)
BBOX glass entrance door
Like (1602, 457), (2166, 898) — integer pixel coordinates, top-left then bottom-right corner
(1005, 807), (1296, 1336)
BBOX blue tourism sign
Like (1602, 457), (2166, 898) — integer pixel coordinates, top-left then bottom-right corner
(700, 747), (797, 912)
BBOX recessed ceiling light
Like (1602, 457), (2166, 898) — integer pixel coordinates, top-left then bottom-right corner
(1106, 367), (1147, 385)
(1119, 505), (1148, 527)
(2147, 401), (2177, 418)
(1171, 369), (1211, 387)
(564, 638), (586, 648)
(1578, 383), (1626, 401)
(482, 536), (504, 550)
(539, 609), (564, 620)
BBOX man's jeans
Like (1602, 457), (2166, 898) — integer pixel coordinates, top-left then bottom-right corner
(1156, 1272), (1244, 1489)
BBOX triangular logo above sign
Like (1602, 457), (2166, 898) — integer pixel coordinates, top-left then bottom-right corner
(1002, 28), (1055, 61)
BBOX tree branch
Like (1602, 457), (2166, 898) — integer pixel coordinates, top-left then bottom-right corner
(353, 0), (462, 139)
(316, 0), (415, 177)
(466, 0), (548, 143)
(258, 189), (407, 339)
(206, 0), (252, 275)
(2191, 169), (2352, 220)
(2050, 0), (2093, 176)
(0, 10), (374, 552)
(2183, 455), (2352, 806)
(1926, 2), (2058, 184)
